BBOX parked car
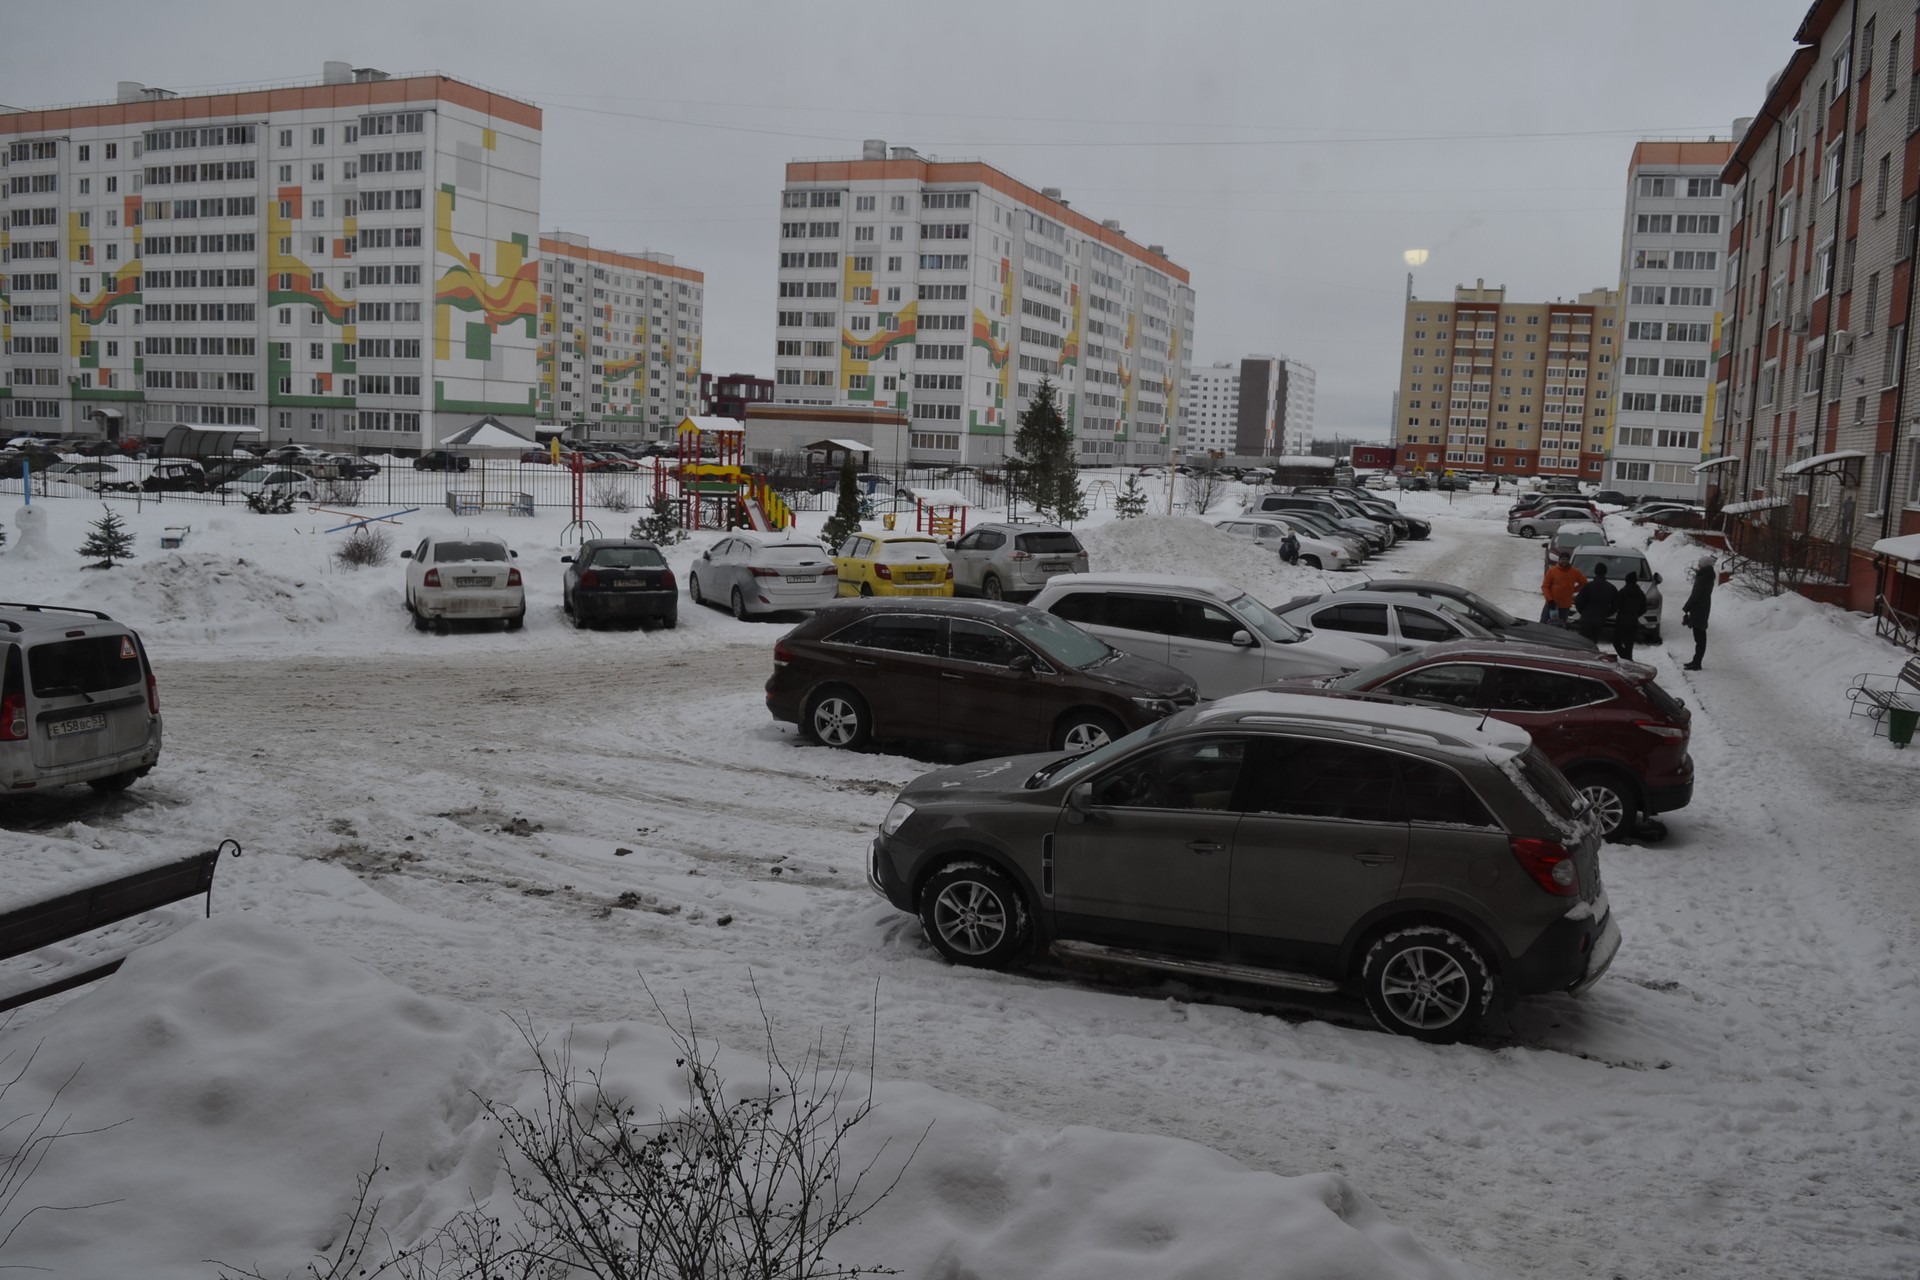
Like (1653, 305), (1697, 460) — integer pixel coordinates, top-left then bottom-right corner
(561, 539), (677, 629)
(1260, 509), (1373, 562)
(74, 437), (148, 459)
(318, 453), (380, 480)
(402, 535), (526, 633)
(1396, 474), (1431, 491)
(689, 533), (838, 618)
(1028, 574), (1380, 698)
(1302, 489), (1432, 540)
(225, 467), (317, 503)
(141, 461), (209, 493)
(413, 450), (472, 472)
(767, 598), (1198, 755)
(264, 445), (327, 466)
(1589, 490), (1639, 507)
(1308, 639), (1693, 838)
(0, 602), (162, 797)
(1212, 516), (1357, 572)
(1434, 474), (1470, 492)
(1274, 589), (1500, 657)
(1332, 579), (1598, 652)
(50, 460), (138, 493)
(1566, 547), (1665, 641)
(944, 522), (1089, 600)
(1508, 505), (1601, 538)
(866, 689), (1618, 1042)
(1627, 503), (1709, 529)
(833, 531), (955, 597)
(1248, 494), (1394, 551)
(1545, 521), (1611, 561)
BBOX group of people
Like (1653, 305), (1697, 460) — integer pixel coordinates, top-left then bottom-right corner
(1541, 552), (1716, 668)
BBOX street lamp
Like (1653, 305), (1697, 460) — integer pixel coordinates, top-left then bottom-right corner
(1403, 249), (1429, 301)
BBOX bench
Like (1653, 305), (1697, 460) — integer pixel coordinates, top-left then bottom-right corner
(445, 490), (534, 517)
(0, 841), (234, 1014)
(1845, 656), (1920, 745)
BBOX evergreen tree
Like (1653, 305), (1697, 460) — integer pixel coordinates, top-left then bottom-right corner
(635, 492), (688, 546)
(1009, 378), (1080, 522)
(820, 456), (864, 551)
(79, 505), (134, 568)
(1113, 473), (1148, 519)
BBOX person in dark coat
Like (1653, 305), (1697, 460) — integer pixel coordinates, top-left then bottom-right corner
(1572, 561), (1617, 642)
(1279, 529), (1301, 565)
(1611, 571), (1647, 661)
(1682, 557), (1715, 669)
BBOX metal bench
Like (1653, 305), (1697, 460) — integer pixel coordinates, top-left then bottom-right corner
(0, 841), (235, 1013)
(1845, 656), (1920, 746)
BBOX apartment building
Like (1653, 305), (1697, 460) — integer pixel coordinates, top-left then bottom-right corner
(1715, 0), (1920, 615)
(1178, 355), (1317, 459)
(773, 140), (1196, 468)
(0, 63), (541, 450)
(1393, 281), (1620, 479)
(1608, 140), (1738, 500)
(537, 232), (701, 442)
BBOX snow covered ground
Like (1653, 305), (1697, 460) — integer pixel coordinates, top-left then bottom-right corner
(1, 478), (1916, 1278)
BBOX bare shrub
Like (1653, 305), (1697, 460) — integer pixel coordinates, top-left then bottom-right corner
(317, 478), (365, 506)
(1183, 462), (1228, 514)
(2, 1040), (125, 1259)
(332, 524), (393, 570)
(592, 477), (635, 513)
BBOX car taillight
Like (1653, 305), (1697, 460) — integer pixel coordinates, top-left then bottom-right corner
(661, 569), (676, 589)
(1510, 836), (1580, 897)
(579, 569), (599, 589)
(0, 693), (25, 742)
(773, 640), (793, 668)
(423, 568), (441, 587)
(1633, 719), (1685, 739)
(507, 568), (522, 587)
(941, 563), (952, 579)
(145, 670), (159, 715)
(1010, 549), (1033, 561)
(749, 566), (782, 578)
(875, 563), (892, 579)
(822, 565), (838, 576)
(1076, 549), (1088, 559)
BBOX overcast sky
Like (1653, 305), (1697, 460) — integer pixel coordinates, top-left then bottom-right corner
(3, 0), (1812, 441)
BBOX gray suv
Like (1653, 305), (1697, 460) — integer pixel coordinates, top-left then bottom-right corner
(944, 522), (1087, 600)
(869, 690), (1619, 1042)
(1, 603), (163, 796)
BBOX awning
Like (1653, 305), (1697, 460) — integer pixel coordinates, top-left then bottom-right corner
(1691, 454), (1740, 474)
(1720, 496), (1791, 514)
(677, 415), (745, 435)
(805, 438), (873, 454)
(1779, 448), (1866, 477)
(87, 407), (124, 421)
(437, 416), (536, 452)
(1871, 532), (1920, 561)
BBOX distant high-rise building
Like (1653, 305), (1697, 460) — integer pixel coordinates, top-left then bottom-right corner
(774, 141), (1195, 468)
(537, 233), (702, 442)
(1178, 355), (1315, 458)
(1608, 140), (1736, 499)
(1393, 280), (1619, 479)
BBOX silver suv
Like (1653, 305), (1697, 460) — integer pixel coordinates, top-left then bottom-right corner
(1, 603), (163, 796)
(944, 522), (1087, 600)
(869, 690), (1619, 1042)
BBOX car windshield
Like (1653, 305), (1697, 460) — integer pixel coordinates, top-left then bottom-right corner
(1453, 589), (1517, 627)
(758, 544), (825, 566)
(1572, 553), (1651, 581)
(1026, 716), (1175, 789)
(1011, 612), (1114, 670)
(588, 546), (666, 569)
(436, 540), (507, 562)
(1228, 593), (1304, 643)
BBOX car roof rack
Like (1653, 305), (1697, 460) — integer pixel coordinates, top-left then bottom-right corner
(0, 602), (115, 623)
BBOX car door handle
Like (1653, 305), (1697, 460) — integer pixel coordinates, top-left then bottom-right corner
(1352, 852), (1398, 865)
(853, 658), (878, 668)
(1186, 840), (1222, 854)
(941, 671), (965, 681)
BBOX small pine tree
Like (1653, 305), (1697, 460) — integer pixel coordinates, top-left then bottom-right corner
(1009, 378), (1079, 521)
(1114, 473), (1148, 519)
(635, 492), (688, 546)
(820, 456), (864, 552)
(79, 505), (134, 568)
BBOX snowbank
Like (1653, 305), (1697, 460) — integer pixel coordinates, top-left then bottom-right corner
(1080, 514), (1359, 603)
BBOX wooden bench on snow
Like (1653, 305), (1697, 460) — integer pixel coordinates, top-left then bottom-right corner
(1845, 656), (1920, 740)
(0, 841), (235, 1014)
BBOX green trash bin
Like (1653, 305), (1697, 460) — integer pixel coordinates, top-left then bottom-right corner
(1889, 705), (1918, 748)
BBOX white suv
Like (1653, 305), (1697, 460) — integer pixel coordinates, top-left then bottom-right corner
(944, 522), (1088, 599)
(1, 603), (163, 796)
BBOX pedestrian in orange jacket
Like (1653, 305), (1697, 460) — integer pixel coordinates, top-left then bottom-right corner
(1540, 554), (1588, 626)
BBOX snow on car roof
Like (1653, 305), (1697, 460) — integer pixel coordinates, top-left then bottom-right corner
(1060, 571), (1245, 599)
(1200, 690), (1532, 759)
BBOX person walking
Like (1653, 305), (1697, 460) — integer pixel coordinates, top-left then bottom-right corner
(1611, 571), (1647, 662)
(1540, 552), (1587, 626)
(1572, 561), (1617, 643)
(1682, 556), (1715, 669)
(1279, 529), (1301, 565)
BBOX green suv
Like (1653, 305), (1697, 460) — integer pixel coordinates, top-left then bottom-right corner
(869, 690), (1618, 1042)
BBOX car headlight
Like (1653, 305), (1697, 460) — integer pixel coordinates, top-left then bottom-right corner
(880, 800), (916, 836)
(1131, 695), (1177, 716)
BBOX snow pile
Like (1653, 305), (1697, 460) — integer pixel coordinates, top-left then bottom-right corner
(0, 918), (1478, 1279)
(1081, 514), (1353, 601)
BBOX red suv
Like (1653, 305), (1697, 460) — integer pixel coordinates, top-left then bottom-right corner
(1302, 640), (1692, 839)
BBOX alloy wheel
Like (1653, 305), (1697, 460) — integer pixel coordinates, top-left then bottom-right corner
(1376, 945), (1472, 1030)
(931, 880), (1008, 955)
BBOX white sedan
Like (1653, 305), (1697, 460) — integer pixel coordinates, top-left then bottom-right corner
(688, 533), (838, 618)
(403, 535), (526, 633)
(224, 466), (318, 502)
(1212, 516), (1356, 571)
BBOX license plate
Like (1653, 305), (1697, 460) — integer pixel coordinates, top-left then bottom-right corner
(785, 575), (816, 584)
(1042, 561), (1069, 571)
(48, 713), (105, 737)
(613, 580), (644, 589)
(902, 571), (931, 580)
(455, 576), (489, 588)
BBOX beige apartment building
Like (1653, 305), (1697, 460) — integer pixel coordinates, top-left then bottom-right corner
(1393, 281), (1619, 479)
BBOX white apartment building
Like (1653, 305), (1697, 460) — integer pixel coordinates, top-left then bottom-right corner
(538, 233), (701, 443)
(1609, 139), (1736, 499)
(774, 141), (1195, 468)
(1278, 356), (1316, 456)
(0, 63), (542, 450)
(1176, 355), (1315, 458)
(1180, 362), (1241, 454)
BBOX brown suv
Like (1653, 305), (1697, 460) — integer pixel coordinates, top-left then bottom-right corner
(766, 599), (1197, 756)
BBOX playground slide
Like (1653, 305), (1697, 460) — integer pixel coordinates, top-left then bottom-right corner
(740, 497), (772, 532)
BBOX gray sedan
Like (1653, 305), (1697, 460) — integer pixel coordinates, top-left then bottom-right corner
(1275, 589), (1497, 658)
(688, 532), (838, 619)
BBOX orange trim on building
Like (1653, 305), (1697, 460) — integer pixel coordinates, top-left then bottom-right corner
(0, 75), (541, 137)
(784, 158), (1190, 284)
(538, 237), (703, 283)
(1629, 140), (1736, 169)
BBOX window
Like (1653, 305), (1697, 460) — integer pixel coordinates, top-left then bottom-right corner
(1825, 142), (1843, 196)
(1877, 154), (1892, 216)
(1241, 739), (1400, 823)
(1638, 176), (1674, 197)
(1865, 273), (1880, 334)
(311, 127), (326, 145)
(1088, 738), (1246, 812)
(1889, 33), (1903, 99)
(1885, 325), (1906, 388)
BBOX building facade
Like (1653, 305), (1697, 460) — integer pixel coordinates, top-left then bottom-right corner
(1278, 356), (1317, 457)
(773, 141), (1195, 469)
(1178, 355), (1316, 459)
(1393, 281), (1619, 479)
(0, 64), (542, 450)
(700, 370), (774, 421)
(1180, 362), (1241, 455)
(1715, 0), (1920, 616)
(1608, 140), (1738, 500)
(536, 233), (701, 443)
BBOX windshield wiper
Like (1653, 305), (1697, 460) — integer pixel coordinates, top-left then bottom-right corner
(37, 684), (94, 702)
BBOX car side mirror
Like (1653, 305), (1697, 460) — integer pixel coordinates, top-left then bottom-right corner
(1065, 781), (1095, 824)
(1653, 572), (1663, 585)
(561, 555), (574, 564)
(401, 549), (413, 559)
(1009, 653), (1036, 675)
(701, 549), (711, 560)
(945, 540), (957, 550)
(510, 550), (518, 558)
(1230, 629), (1255, 648)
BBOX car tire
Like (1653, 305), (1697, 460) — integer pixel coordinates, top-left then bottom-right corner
(1302, 555), (1322, 570)
(1051, 709), (1123, 754)
(731, 587), (749, 621)
(505, 613), (524, 632)
(296, 491), (313, 502)
(1518, 524), (1537, 538)
(662, 609), (677, 631)
(688, 573), (705, 606)
(803, 685), (871, 750)
(1361, 925), (1494, 1043)
(86, 770), (141, 794)
(409, 594), (429, 632)
(1644, 628), (1661, 644)
(1569, 768), (1638, 841)
(434, 617), (451, 637)
(859, 583), (874, 597)
(982, 573), (1005, 601)
(918, 860), (1031, 970)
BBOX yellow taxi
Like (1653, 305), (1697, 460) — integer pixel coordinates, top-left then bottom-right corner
(832, 531), (954, 597)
